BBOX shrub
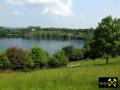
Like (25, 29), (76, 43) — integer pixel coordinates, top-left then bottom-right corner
(29, 46), (48, 68)
(62, 45), (74, 61)
(23, 53), (35, 70)
(0, 52), (10, 70)
(6, 47), (34, 71)
(53, 50), (69, 67)
(71, 48), (84, 60)
(62, 45), (85, 61)
(48, 56), (59, 68)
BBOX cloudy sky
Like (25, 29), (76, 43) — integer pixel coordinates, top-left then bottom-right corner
(0, 0), (120, 28)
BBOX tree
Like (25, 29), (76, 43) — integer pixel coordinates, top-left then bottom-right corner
(90, 16), (120, 64)
(72, 48), (84, 60)
(6, 47), (34, 71)
(62, 45), (85, 61)
(48, 56), (59, 68)
(29, 46), (48, 68)
(62, 45), (74, 61)
(112, 18), (120, 40)
(0, 52), (10, 70)
(53, 50), (69, 67)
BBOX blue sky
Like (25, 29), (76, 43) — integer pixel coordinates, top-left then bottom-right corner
(0, 0), (120, 28)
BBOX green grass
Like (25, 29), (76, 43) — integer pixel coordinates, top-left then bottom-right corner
(0, 57), (120, 90)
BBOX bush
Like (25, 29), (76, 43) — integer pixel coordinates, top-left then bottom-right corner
(23, 53), (35, 70)
(29, 46), (48, 68)
(52, 50), (69, 67)
(0, 52), (10, 70)
(6, 47), (34, 71)
(71, 48), (84, 60)
(48, 56), (59, 68)
(62, 45), (74, 61)
(62, 45), (85, 61)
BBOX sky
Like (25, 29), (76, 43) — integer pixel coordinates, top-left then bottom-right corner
(0, 0), (120, 28)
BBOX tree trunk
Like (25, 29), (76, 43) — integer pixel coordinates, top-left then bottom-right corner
(106, 57), (109, 64)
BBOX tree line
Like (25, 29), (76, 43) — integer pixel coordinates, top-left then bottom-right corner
(0, 46), (69, 72)
(0, 27), (93, 40)
(0, 44), (89, 72)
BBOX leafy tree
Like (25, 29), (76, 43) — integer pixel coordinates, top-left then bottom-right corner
(29, 46), (48, 68)
(6, 47), (34, 71)
(90, 16), (120, 64)
(62, 45), (74, 61)
(48, 56), (59, 68)
(111, 41), (120, 56)
(0, 52), (10, 70)
(72, 48), (84, 60)
(62, 45), (85, 61)
(112, 18), (120, 40)
(53, 50), (69, 67)
(24, 52), (35, 70)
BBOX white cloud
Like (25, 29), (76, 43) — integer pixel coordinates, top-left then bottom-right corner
(41, 0), (73, 16)
(6, 0), (24, 5)
(13, 11), (21, 15)
(27, 0), (60, 4)
(68, 0), (72, 6)
(6, 0), (73, 16)
(51, 0), (73, 16)
(41, 8), (49, 14)
(6, 0), (61, 5)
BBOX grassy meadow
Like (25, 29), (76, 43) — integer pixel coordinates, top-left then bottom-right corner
(0, 57), (120, 90)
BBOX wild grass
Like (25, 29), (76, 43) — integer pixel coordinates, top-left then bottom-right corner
(0, 57), (120, 90)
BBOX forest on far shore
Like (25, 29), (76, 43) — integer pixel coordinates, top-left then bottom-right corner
(0, 26), (93, 40)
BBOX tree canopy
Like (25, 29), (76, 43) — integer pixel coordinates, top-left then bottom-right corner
(90, 16), (120, 64)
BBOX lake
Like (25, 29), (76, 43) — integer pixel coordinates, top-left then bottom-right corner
(0, 38), (84, 55)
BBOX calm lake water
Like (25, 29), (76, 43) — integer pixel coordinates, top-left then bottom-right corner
(0, 38), (84, 55)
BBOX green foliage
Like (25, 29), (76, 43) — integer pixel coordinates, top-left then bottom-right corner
(111, 41), (120, 56)
(90, 16), (120, 64)
(53, 50), (69, 67)
(48, 56), (59, 68)
(6, 47), (34, 70)
(0, 52), (10, 70)
(62, 45), (74, 61)
(0, 26), (92, 40)
(72, 48), (84, 60)
(62, 45), (85, 61)
(90, 16), (113, 61)
(29, 46), (48, 68)
(24, 53), (35, 69)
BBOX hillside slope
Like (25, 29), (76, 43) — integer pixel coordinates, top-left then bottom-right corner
(0, 57), (120, 90)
